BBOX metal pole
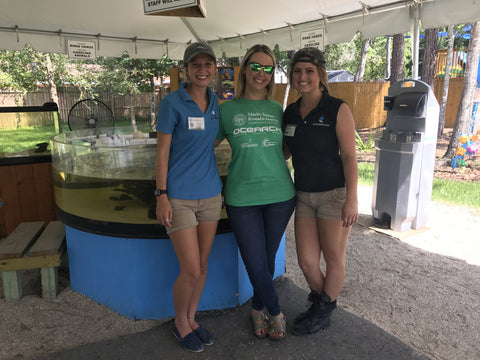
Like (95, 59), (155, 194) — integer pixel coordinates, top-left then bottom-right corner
(410, 6), (420, 80)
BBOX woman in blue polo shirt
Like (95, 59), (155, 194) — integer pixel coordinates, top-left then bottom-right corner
(155, 42), (222, 353)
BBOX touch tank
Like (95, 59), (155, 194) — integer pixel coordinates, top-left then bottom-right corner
(49, 126), (287, 320)
(50, 127), (231, 238)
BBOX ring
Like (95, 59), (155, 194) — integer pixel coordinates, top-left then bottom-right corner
(164, 218), (169, 222)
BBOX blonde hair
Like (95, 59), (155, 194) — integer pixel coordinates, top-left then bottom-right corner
(234, 44), (276, 100)
(318, 67), (330, 93)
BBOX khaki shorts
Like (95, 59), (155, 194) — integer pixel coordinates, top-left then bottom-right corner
(167, 194), (222, 235)
(295, 188), (346, 220)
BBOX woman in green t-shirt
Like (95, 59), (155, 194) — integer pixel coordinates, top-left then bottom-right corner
(215, 44), (296, 341)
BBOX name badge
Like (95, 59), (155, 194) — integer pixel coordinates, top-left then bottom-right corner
(188, 117), (205, 130)
(285, 123), (296, 137)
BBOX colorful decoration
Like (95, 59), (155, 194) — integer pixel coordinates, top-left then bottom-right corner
(437, 65), (465, 79)
(451, 130), (480, 169)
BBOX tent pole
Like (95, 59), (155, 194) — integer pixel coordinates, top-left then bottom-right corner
(181, 17), (202, 42)
(410, 5), (420, 80)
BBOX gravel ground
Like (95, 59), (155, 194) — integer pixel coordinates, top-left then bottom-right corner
(286, 186), (480, 360)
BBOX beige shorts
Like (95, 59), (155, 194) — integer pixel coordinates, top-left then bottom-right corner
(295, 188), (346, 220)
(166, 194), (222, 235)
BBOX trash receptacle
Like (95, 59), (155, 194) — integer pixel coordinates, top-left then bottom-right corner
(372, 79), (439, 232)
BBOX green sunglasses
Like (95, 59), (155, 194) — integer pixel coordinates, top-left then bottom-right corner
(249, 62), (274, 75)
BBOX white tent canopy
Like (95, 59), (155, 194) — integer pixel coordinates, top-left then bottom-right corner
(1, 0), (480, 60)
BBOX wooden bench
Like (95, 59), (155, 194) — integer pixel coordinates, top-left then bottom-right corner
(0, 221), (66, 301)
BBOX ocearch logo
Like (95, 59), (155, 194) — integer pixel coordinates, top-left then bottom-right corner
(233, 126), (280, 135)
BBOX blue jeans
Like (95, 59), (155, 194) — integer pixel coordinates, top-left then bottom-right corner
(226, 196), (296, 316)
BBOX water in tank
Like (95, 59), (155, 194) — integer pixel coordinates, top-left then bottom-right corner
(50, 127), (159, 225)
(50, 127), (231, 237)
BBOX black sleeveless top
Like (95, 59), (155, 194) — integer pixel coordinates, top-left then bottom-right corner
(283, 92), (345, 192)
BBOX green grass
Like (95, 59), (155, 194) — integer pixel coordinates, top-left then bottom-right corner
(431, 178), (480, 209)
(0, 125), (57, 153)
(358, 162), (480, 211)
(358, 162), (376, 185)
(114, 117), (155, 133)
(0, 119), (150, 154)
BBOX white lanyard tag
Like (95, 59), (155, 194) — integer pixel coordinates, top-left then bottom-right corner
(285, 123), (296, 137)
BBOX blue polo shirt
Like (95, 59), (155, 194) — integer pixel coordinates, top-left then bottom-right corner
(156, 83), (222, 200)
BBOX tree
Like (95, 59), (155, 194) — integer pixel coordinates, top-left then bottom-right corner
(45, 54), (59, 106)
(0, 45), (74, 105)
(90, 53), (175, 130)
(438, 25), (455, 136)
(272, 44), (291, 79)
(1, 46), (176, 131)
(325, 37), (358, 73)
(219, 51), (240, 67)
(323, 33), (412, 81)
(355, 38), (370, 81)
(421, 28), (438, 87)
(365, 36), (395, 80)
(0, 45), (76, 128)
(437, 24), (470, 50)
(444, 21), (480, 159)
(385, 35), (392, 79)
(390, 34), (405, 84)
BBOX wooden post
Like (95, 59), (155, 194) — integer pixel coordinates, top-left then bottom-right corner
(41, 267), (58, 299)
(2, 270), (23, 301)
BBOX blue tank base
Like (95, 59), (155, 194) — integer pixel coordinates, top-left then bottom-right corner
(65, 225), (286, 320)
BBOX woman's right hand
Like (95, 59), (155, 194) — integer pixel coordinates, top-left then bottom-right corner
(156, 196), (173, 227)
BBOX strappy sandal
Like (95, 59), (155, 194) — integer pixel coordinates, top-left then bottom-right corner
(251, 311), (268, 339)
(268, 313), (287, 341)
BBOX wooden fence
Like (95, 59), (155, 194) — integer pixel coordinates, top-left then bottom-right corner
(0, 88), (164, 129)
(432, 77), (464, 128)
(281, 81), (389, 129)
(0, 79), (462, 130)
(276, 79), (461, 129)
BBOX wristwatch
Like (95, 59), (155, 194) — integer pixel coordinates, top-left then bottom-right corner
(154, 189), (168, 196)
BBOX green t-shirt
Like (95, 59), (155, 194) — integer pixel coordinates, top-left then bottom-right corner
(217, 97), (295, 206)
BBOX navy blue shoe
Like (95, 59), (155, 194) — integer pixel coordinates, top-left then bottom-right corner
(171, 326), (204, 353)
(194, 325), (214, 346)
